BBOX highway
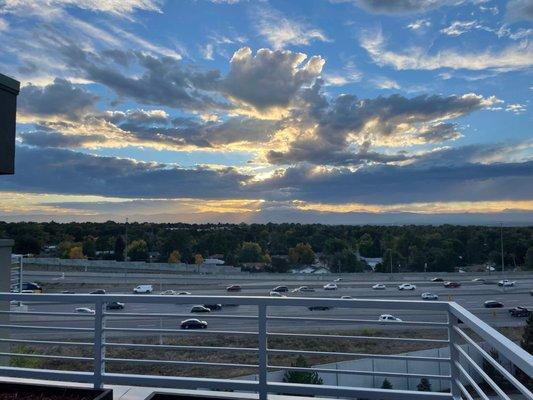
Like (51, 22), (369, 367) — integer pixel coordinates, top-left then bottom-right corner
(7, 273), (533, 340)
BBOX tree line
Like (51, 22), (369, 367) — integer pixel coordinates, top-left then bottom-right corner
(1, 221), (532, 272)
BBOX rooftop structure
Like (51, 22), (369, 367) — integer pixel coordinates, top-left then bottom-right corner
(0, 73), (20, 175)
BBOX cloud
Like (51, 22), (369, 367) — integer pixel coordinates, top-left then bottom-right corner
(256, 146), (533, 205)
(1, 146), (249, 199)
(222, 47), (324, 110)
(18, 78), (98, 120)
(266, 87), (498, 166)
(200, 43), (215, 60)
(255, 6), (329, 50)
(440, 20), (480, 36)
(406, 19), (431, 31)
(506, 0), (533, 21)
(0, 0), (161, 19)
(338, 0), (453, 14)
(360, 29), (533, 71)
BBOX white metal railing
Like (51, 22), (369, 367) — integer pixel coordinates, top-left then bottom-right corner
(0, 293), (530, 400)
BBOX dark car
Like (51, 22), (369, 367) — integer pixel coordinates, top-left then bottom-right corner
(204, 303), (222, 311)
(180, 319), (207, 329)
(226, 285), (241, 292)
(90, 289), (106, 295)
(106, 301), (125, 310)
(444, 281), (461, 288)
(21, 282), (42, 293)
(272, 286), (289, 293)
(484, 300), (504, 308)
(509, 306), (530, 317)
(431, 278), (444, 282)
(308, 306), (332, 311)
(191, 305), (211, 313)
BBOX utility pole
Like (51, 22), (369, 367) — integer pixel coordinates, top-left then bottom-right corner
(500, 222), (504, 276)
(389, 249), (393, 275)
(124, 218), (129, 262)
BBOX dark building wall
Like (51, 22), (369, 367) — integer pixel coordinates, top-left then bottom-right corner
(0, 73), (20, 175)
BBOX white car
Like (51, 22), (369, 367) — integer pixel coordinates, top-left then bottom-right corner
(341, 295), (353, 299)
(133, 284), (153, 294)
(75, 307), (95, 314)
(398, 283), (416, 291)
(269, 291), (286, 297)
(421, 292), (439, 300)
(372, 283), (386, 290)
(334, 278), (343, 282)
(160, 290), (176, 295)
(498, 280), (516, 287)
(323, 283), (338, 290)
(379, 314), (402, 322)
(292, 286), (315, 293)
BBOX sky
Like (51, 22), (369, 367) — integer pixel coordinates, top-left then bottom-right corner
(0, 0), (532, 224)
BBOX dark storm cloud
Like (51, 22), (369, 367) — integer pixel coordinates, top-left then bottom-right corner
(268, 88), (494, 165)
(19, 129), (106, 148)
(221, 47), (324, 110)
(3, 144), (532, 206)
(256, 145), (533, 204)
(18, 78), (98, 119)
(0, 146), (249, 199)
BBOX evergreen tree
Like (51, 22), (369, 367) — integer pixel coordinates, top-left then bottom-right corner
(283, 356), (323, 385)
(516, 313), (533, 387)
(381, 378), (393, 389)
(417, 378), (431, 391)
(114, 236), (125, 261)
(483, 349), (512, 390)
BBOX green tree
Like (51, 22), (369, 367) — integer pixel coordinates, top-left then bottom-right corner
(288, 243), (315, 265)
(127, 239), (149, 261)
(68, 246), (85, 259)
(483, 349), (512, 391)
(282, 356), (323, 385)
(358, 233), (374, 257)
(324, 238), (349, 255)
(331, 249), (364, 273)
(168, 250), (181, 263)
(82, 236), (96, 258)
(114, 236), (125, 261)
(524, 247), (533, 271)
(521, 312), (533, 355)
(237, 242), (265, 263)
(417, 378), (431, 391)
(381, 378), (393, 389)
(269, 256), (290, 273)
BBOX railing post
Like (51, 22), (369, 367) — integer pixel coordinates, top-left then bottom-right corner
(93, 299), (106, 389)
(258, 304), (268, 400)
(448, 310), (461, 399)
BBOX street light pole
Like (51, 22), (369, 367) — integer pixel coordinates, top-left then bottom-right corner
(124, 218), (129, 262)
(500, 223), (504, 276)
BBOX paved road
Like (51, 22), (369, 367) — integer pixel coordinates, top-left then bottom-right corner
(7, 276), (533, 340)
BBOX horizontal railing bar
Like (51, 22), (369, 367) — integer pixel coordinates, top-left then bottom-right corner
(454, 326), (533, 399)
(455, 361), (490, 400)
(104, 372), (258, 392)
(104, 327), (257, 335)
(267, 315), (448, 327)
(267, 382), (453, 400)
(0, 366), (94, 384)
(454, 344), (511, 400)
(456, 379), (474, 400)
(268, 348), (451, 362)
(0, 338), (93, 347)
(0, 324), (93, 332)
(268, 364), (451, 380)
(0, 352), (93, 362)
(0, 293), (450, 311)
(105, 312), (258, 320)
(105, 342), (258, 353)
(105, 357), (258, 369)
(449, 302), (533, 376)
(0, 311), (95, 317)
(268, 331), (449, 343)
